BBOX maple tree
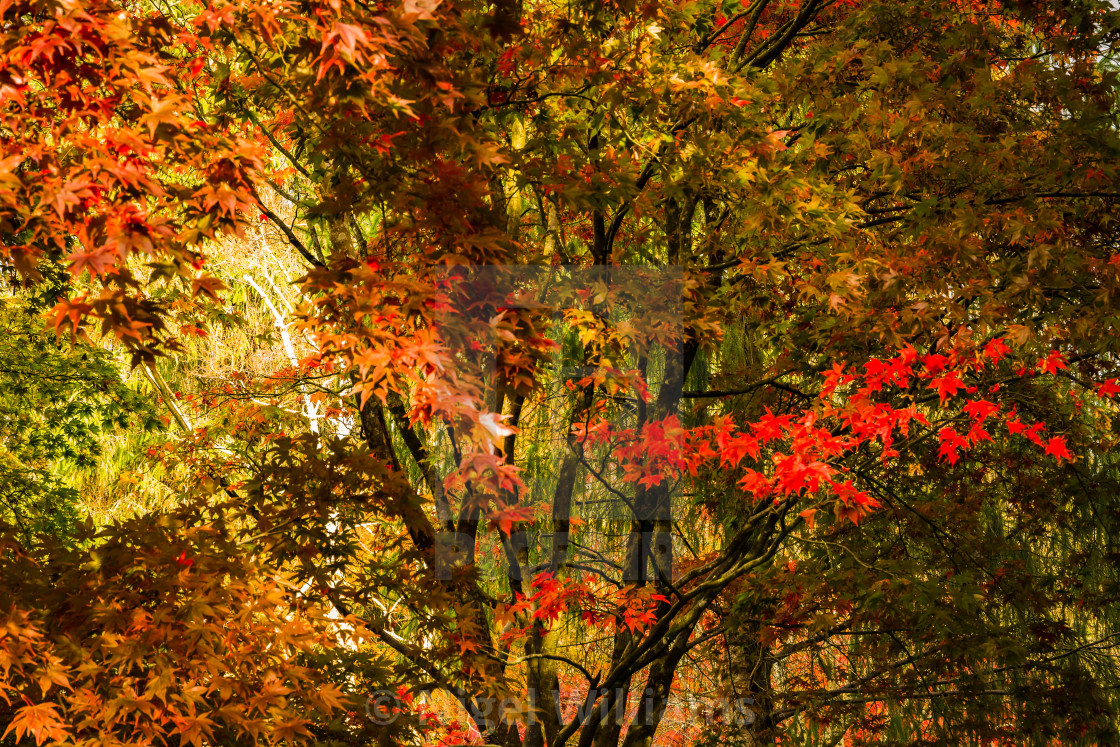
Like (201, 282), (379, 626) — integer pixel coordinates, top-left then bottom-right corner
(4, 0), (1120, 746)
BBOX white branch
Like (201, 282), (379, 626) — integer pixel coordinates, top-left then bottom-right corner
(243, 273), (320, 435)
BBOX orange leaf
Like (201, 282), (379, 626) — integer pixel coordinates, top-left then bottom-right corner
(4, 700), (69, 746)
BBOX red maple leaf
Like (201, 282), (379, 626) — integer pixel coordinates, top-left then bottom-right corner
(962, 399), (998, 422)
(937, 427), (966, 465)
(1037, 351), (1068, 375)
(1097, 379), (1120, 398)
(983, 337), (1011, 363)
(1023, 422), (1046, 446)
(923, 353), (950, 374)
(738, 469), (772, 498)
(720, 433), (760, 466)
(752, 409), (791, 442)
(1043, 436), (1073, 463)
(967, 424), (993, 445)
(929, 371), (963, 404)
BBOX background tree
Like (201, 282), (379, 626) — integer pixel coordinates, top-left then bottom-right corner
(0, 293), (160, 538)
(3, 1), (1120, 747)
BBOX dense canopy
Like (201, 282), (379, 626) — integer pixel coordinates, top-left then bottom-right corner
(3, 0), (1120, 746)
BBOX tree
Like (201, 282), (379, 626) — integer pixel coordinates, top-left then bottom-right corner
(3, 0), (1120, 746)
(0, 290), (163, 538)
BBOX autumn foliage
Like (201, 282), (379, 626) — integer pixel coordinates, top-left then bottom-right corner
(3, 0), (1120, 746)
